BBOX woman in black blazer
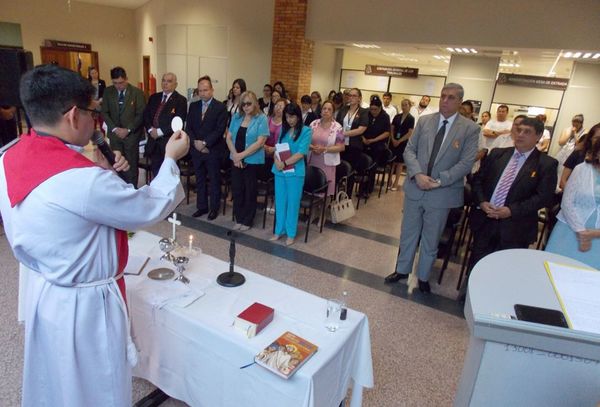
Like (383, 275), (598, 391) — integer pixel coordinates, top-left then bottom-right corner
(88, 66), (106, 102)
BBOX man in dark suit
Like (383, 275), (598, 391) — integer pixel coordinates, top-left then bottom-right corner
(384, 83), (480, 292)
(468, 117), (558, 269)
(101, 66), (146, 186)
(186, 75), (228, 220)
(143, 72), (188, 176)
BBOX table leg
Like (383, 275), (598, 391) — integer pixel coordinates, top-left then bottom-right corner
(134, 388), (170, 407)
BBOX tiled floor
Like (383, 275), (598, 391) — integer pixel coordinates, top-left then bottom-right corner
(0, 174), (472, 407)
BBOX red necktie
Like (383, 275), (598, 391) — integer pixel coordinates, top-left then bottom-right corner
(152, 93), (167, 128)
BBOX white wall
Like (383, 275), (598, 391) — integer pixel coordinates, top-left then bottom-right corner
(134, 0), (274, 100)
(310, 43), (339, 97)
(549, 62), (600, 156)
(447, 54), (499, 115)
(0, 0), (138, 83)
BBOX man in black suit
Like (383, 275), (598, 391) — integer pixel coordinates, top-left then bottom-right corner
(143, 72), (188, 176)
(469, 117), (558, 270)
(186, 75), (228, 220)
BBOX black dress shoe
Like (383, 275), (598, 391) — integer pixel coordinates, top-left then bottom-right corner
(192, 209), (208, 218)
(384, 272), (408, 283)
(207, 210), (218, 220)
(418, 279), (431, 293)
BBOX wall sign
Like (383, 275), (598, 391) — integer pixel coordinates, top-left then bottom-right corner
(365, 64), (419, 78)
(44, 39), (92, 52)
(497, 73), (569, 91)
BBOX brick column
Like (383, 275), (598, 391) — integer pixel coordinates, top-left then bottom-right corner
(270, 0), (314, 103)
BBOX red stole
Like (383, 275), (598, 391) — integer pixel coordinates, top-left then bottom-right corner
(3, 130), (128, 301)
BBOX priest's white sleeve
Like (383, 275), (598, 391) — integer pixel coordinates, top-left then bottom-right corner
(74, 157), (184, 231)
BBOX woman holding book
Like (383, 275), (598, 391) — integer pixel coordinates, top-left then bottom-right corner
(226, 91), (268, 231)
(545, 123), (600, 269)
(270, 103), (312, 246)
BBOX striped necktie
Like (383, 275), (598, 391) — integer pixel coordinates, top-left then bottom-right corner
(118, 91), (125, 114)
(492, 151), (525, 207)
(153, 93), (167, 128)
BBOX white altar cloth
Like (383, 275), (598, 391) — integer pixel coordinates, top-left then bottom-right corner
(126, 231), (374, 407)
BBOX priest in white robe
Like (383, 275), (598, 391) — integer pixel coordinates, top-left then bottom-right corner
(0, 64), (189, 407)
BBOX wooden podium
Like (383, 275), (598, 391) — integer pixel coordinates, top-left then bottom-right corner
(455, 249), (600, 406)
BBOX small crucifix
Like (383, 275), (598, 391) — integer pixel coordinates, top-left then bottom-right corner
(168, 212), (181, 242)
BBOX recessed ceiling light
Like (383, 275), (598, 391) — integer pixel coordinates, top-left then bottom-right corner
(563, 52), (573, 58)
(470, 49), (478, 54)
(573, 52), (582, 58)
(593, 53), (600, 59)
(446, 47), (454, 52)
(455, 48), (463, 53)
(583, 53), (592, 58)
(462, 48), (470, 53)
(433, 55), (441, 59)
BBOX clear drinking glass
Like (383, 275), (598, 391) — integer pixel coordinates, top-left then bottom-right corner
(325, 299), (342, 332)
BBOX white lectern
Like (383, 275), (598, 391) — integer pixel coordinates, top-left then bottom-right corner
(455, 249), (600, 407)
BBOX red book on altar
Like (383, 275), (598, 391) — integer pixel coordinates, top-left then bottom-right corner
(234, 302), (275, 338)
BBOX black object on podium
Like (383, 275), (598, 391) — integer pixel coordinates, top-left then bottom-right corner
(217, 230), (246, 287)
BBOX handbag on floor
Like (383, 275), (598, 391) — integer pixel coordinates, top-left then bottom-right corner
(330, 191), (355, 224)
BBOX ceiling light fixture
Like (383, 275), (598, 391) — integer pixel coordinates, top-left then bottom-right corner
(573, 52), (582, 58)
(470, 49), (478, 54)
(593, 53), (600, 59)
(583, 53), (592, 59)
(446, 47), (454, 52)
(462, 48), (470, 53)
(563, 52), (573, 58)
(455, 48), (463, 53)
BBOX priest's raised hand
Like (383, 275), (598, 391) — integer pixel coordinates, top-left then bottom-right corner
(166, 129), (190, 161)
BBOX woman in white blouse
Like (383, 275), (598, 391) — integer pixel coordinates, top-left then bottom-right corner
(545, 123), (600, 269)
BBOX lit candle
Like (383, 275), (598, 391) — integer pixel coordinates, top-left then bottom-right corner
(188, 234), (193, 251)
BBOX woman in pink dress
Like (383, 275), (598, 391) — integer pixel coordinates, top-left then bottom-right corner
(308, 101), (345, 196)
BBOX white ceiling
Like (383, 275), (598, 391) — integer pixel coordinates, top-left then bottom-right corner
(330, 42), (596, 79)
(76, 0), (149, 9)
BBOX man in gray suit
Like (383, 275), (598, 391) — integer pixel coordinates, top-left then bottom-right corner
(385, 83), (479, 292)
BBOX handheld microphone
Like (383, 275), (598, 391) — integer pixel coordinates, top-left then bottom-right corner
(91, 130), (116, 166)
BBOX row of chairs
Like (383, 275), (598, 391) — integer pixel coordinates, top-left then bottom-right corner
(435, 184), (563, 291)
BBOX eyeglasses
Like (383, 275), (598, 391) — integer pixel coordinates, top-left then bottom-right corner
(241, 101), (253, 107)
(63, 105), (100, 120)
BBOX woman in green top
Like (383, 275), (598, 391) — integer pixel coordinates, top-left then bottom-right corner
(270, 103), (312, 246)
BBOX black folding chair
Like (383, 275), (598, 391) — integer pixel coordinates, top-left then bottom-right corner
(300, 166), (328, 243)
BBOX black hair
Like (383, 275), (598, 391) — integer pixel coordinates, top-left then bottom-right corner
(87, 65), (98, 81)
(521, 117), (544, 135)
(280, 103), (303, 142)
(585, 123), (600, 166)
(327, 90), (337, 100)
(229, 78), (247, 101)
(513, 114), (527, 123)
(497, 104), (509, 112)
(263, 84), (273, 91)
(273, 81), (287, 98)
(370, 96), (382, 107)
(20, 64), (95, 127)
(198, 75), (212, 87)
(310, 91), (321, 102)
(461, 100), (474, 110)
(300, 95), (311, 105)
(383, 91), (392, 98)
(333, 92), (343, 104)
(110, 66), (127, 80)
